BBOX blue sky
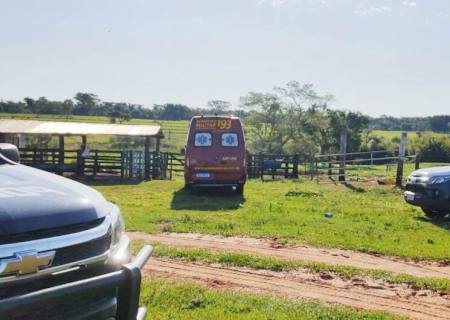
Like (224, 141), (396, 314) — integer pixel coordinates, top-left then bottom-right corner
(1, 0), (449, 116)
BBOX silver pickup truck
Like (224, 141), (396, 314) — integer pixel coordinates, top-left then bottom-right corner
(0, 143), (150, 320)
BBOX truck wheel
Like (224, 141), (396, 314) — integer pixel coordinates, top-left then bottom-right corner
(236, 184), (244, 195)
(422, 207), (447, 217)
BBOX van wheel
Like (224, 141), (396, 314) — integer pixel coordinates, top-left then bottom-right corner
(236, 184), (244, 195)
(422, 207), (447, 217)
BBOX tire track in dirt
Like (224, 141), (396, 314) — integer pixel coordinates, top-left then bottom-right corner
(129, 232), (450, 279)
(144, 258), (450, 320)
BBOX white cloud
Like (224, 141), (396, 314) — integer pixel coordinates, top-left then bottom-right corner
(402, 1), (417, 8)
(353, 6), (392, 16)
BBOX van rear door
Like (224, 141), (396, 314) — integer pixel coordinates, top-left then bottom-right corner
(185, 117), (246, 185)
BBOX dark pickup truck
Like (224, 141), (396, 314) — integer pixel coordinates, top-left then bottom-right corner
(0, 143), (150, 320)
(404, 166), (450, 216)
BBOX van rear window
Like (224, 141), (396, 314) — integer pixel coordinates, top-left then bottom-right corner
(195, 132), (212, 147)
(221, 133), (238, 147)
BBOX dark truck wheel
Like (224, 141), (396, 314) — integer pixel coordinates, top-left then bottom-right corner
(422, 207), (448, 217)
(236, 184), (244, 195)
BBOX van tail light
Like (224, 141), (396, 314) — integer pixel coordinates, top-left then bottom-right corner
(186, 157), (190, 167)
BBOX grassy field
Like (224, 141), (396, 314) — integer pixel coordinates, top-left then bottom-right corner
(95, 177), (450, 261)
(372, 130), (449, 140)
(141, 278), (402, 320)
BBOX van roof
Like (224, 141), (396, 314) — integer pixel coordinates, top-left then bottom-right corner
(192, 115), (240, 119)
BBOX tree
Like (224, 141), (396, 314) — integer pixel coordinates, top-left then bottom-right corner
(153, 103), (192, 120)
(241, 81), (332, 156)
(73, 93), (99, 115)
(61, 99), (74, 119)
(327, 110), (369, 153)
(207, 100), (231, 115)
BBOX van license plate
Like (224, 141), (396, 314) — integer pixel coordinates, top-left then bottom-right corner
(406, 193), (415, 201)
(196, 173), (210, 178)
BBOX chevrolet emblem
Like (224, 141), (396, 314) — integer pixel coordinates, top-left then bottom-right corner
(0, 250), (55, 276)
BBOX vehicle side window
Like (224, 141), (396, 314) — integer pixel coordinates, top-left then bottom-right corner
(194, 132), (212, 147)
(221, 133), (238, 147)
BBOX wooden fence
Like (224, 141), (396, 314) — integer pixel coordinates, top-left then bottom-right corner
(19, 148), (418, 185)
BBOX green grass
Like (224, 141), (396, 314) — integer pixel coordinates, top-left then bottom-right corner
(95, 179), (450, 260)
(133, 242), (450, 294)
(372, 130), (449, 140)
(141, 278), (403, 320)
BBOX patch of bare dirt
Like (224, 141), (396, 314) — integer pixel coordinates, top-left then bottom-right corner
(144, 258), (450, 320)
(128, 232), (450, 279)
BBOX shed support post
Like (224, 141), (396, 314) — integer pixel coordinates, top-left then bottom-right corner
(156, 137), (161, 154)
(396, 132), (407, 187)
(338, 130), (347, 182)
(144, 137), (150, 180)
(58, 135), (64, 175)
(77, 135), (87, 176)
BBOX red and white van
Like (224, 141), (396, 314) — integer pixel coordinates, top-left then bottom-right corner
(184, 115), (247, 194)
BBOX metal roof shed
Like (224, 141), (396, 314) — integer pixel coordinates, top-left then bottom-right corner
(0, 119), (164, 179)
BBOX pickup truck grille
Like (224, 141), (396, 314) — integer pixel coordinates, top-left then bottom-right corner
(0, 218), (105, 245)
(405, 184), (426, 194)
(52, 232), (112, 267)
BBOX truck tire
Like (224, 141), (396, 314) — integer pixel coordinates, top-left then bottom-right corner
(236, 184), (244, 195)
(422, 207), (448, 217)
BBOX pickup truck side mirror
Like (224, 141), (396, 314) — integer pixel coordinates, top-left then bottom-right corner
(0, 143), (20, 163)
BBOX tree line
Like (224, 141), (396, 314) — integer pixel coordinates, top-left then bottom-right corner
(370, 115), (450, 133)
(1, 83), (449, 161)
(0, 94), (245, 123)
(1, 91), (448, 132)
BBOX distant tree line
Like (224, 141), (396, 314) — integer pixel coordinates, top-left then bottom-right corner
(369, 115), (450, 133)
(0, 93), (246, 123)
(1, 86), (449, 161)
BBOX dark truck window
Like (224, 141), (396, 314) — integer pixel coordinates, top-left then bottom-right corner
(194, 132), (212, 147)
(221, 133), (239, 147)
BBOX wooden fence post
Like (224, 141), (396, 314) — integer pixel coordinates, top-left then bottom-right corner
(58, 135), (64, 175)
(338, 130), (347, 182)
(396, 132), (407, 187)
(292, 154), (299, 178)
(415, 154), (420, 170)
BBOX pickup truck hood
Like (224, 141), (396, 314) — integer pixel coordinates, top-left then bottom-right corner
(410, 166), (450, 178)
(0, 164), (110, 236)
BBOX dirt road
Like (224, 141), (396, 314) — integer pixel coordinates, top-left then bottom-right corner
(129, 232), (450, 279)
(145, 258), (450, 320)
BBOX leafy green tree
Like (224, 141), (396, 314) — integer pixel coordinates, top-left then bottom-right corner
(242, 81), (332, 155)
(207, 100), (231, 115)
(73, 93), (99, 115)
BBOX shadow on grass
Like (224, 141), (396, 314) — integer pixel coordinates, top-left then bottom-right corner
(415, 215), (450, 231)
(171, 187), (246, 211)
(342, 182), (366, 193)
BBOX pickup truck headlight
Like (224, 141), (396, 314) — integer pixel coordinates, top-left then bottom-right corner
(111, 209), (125, 245)
(108, 203), (130, 264)
(429, 175), (450, 184)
